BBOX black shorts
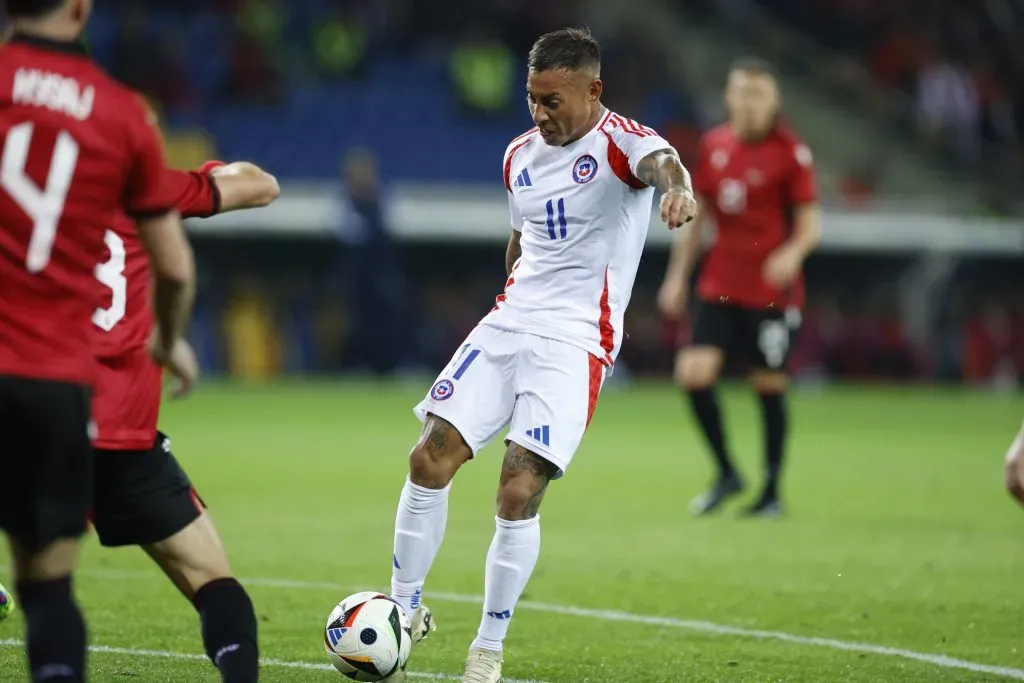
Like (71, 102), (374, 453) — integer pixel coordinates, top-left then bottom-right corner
(92, 432), (206, 547)
(690, 300), (801, 371)
(0, 375), (93, 550)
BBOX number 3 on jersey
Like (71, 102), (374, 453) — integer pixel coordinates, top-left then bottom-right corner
(93, 230), (127, 331)
(1, 122), (79, 272)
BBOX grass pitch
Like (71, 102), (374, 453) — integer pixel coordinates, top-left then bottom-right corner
(1, 380), (1022, 682)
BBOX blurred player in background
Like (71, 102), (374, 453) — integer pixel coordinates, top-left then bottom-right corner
(658, 58), (821, 517)
(89, 161), (279, 682)
(1005, 419), (1024, 508)
(384, 28), (697, 683)
(0, 0), (195, 679)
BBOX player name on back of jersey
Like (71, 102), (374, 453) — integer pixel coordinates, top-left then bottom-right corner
(12, 68), (95, 121)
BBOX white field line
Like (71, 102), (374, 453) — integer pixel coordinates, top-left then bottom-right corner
(0, 638), (546, 682)
(32, 568), (1024, 681)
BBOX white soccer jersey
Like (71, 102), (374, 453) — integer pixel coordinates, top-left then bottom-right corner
(481, 109), (671, 365)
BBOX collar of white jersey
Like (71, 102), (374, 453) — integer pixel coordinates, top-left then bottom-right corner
(560, 107), (611, 148)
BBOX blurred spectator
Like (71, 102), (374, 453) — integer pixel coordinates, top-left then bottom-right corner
(237, 0), (287, 49)
(746, 0), (1023, 211)
(915, 54), (981, 162)
(225, 33), (285, 105)
(449, 27), (515, 118)
(963, 304), (1020, 387)
(837, 163), (881, 208)
(110, 8), (158, 94)
(330, 149), (407, 376)
(312, 7), (368, 81)
(110, 10), (196, 115)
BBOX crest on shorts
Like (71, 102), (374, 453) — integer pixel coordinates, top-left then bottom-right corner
(572, 154), (598, 184)
(430, 379), (455, 401)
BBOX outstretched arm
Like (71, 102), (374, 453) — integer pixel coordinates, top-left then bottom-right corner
(209, 161), (280, 212)
(506, 230), (522, 276)
(635, 149), (699, 229)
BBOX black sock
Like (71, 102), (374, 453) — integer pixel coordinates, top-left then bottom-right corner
(687, 388), (736, 479)
(759, 391), (788, 500)
(16, 576), (86, 682)
(193, 578), (259, 683)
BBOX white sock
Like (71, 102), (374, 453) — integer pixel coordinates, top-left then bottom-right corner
(470, 516), (541, 653)
(391, 477), (450, 613)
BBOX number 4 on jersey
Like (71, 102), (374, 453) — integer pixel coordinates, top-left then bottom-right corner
(1, 122), (79, 272)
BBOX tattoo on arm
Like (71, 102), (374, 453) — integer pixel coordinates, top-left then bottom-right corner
(502, 444), (558, 518)
(506, 230), (522, 276)
(635, 149), (691, 195)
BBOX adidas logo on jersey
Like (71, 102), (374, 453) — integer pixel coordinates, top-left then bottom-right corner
(525, 425), (550, 447)
(512, 168), (532, 188)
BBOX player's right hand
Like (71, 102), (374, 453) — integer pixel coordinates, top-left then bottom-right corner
(660, 188), (698, 230)
(657, 279), (688, 320)
(164, 339), (200, 399)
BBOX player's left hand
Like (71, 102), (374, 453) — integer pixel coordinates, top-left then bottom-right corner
(660, 188), (698, 230)
(164, 339), (199, 399)
(763, 245), (803, 288)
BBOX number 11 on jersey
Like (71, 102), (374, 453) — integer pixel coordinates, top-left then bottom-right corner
(545, 198), (567, 240)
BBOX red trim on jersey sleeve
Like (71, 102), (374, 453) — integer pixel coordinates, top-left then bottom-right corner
(503, 128), (537, 191)
(598, 268), (615, 362)
(610, 113), (656, 138)
(511, 127), (538, 144)
(585, 354), (603, 428)
(602, 130), (646, 189)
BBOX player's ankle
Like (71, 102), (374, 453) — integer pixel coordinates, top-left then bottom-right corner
(470, 637), (503, 654)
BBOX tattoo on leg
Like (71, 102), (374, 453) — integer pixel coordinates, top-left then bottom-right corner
(422, 418), (450, 458)
(502, 444), (557, 518)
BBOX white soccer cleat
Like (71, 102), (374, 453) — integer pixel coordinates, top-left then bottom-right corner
(409, 604), (436, 645)
(462, 647), (503, 683)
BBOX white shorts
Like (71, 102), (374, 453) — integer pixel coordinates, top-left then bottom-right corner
(413, 324), (606, 476)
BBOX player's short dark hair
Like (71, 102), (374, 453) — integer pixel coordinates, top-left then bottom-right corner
(528, 27), (601, 73)
(5, 0), (64, 19)
(729, 57), (778, 78)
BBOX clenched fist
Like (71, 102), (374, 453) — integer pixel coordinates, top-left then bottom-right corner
(661, 188), (698, 230)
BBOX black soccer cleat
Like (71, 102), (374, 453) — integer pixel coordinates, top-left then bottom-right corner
(689, 474), (744, 516)
(740, 495), (784, 518)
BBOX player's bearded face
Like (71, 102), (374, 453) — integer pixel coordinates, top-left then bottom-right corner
(725, 71), (780, 139)
(526, 69), (602, 146)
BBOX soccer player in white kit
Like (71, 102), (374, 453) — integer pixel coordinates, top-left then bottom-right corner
(388, 28), (699, 682)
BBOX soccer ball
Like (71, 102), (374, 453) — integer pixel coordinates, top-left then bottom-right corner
(0, 582), (14, 621)
(323, 592), (412, 681)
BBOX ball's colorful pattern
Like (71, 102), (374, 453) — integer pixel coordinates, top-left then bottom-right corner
(0, 583), (14, 621)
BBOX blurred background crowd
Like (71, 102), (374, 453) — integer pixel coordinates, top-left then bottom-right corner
(30, 0), (1024, 387)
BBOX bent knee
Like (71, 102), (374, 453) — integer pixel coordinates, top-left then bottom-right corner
(496, 446), (556, 520)
(676, 348), (723, 389)
(145, 515), (232, 598)
(409, 415), (472, 488)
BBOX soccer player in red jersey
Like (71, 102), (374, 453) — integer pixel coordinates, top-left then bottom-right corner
(1005, 419), (1024, 508)
(658, 58), (822, 517)
(89, 160), (278, 682)
(0, 1), (195, 679)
